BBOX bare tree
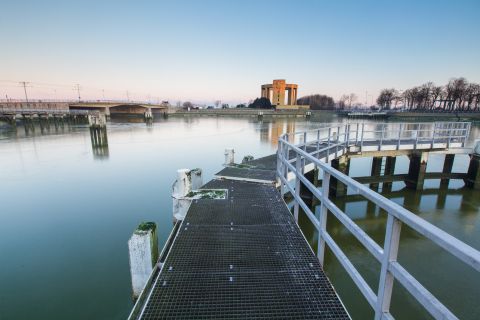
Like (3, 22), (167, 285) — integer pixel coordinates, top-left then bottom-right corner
(182, 101), (194, 109)
(347, 93), (357, 108)
(214, 100), (221, 109)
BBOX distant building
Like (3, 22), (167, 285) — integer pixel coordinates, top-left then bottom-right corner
(261, 79), (309, 110)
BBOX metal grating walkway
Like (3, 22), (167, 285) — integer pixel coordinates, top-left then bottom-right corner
(137, 175), (349, 319)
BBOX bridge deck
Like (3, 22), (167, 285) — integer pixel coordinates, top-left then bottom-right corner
(137, 164), (349, 319)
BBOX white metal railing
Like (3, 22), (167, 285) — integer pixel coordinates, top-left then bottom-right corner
(276, 121), (479, 320)
(0, 108), (97, 115)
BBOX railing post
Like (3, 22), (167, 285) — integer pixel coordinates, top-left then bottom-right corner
(447, 123), (451, 149)
(303, 132), (307, 171)
(346, 124), (351, 146)
(414, 124), (419, 150)
(379, 123), (385, 151)
(355, 123), (359, 143)
(303, 132), (307, 151)
(281, 144), (289, 196)
(317, 171), (330, 267)
(316, 129), (320, 159)
(397, 123), (402, 150)
(327, 127), (332, 161)
(464, 122), (471, 147)
(360, 123), (365, 152)
(375, 213), (402, 320)
(431, 122), (436, 149)
(294, 153), (302, 221)
(277, 139), (283, 186)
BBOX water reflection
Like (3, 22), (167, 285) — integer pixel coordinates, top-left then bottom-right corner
(297, 171), (479, 320)
(0, 116), (479, 320)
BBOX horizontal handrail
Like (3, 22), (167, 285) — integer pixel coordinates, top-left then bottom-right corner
(277, 121), (478, 320)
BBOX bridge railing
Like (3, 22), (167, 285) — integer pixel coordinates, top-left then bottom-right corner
(276, 121), (479, 320)
(284, 121), (470, 152)
(0, 108), (98, 115)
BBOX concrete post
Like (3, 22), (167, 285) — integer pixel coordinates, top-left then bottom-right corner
(128, 222), (159, 299)
(370, 157), (383, 192)
(465, 141), (480, 189)
(191, 168), (203, 190)
(441, 154), (455, 188)
(329, 156), (350, 197)
(172, 169), (193, 222)
(406, 152), (428, 190)
(224, 148), (235, 165)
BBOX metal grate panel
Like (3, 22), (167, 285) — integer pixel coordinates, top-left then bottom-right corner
(139, 170), (349, 319)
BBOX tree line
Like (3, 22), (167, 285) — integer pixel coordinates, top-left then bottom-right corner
(377, 77), (480, 111)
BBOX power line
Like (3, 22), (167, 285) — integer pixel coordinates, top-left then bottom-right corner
(20, 81), (30, 106)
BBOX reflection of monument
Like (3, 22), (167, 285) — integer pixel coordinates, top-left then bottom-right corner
(259, 120), (296, 146)
(261, 79), (309, 110)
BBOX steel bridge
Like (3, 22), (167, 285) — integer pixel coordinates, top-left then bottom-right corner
(130, 121), (479, 320)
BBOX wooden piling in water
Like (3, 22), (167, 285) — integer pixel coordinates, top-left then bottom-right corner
(406, 152), (429, 190)
(441, 154), (455, 188)
(329, 156), (350, 197)
(383, 156), (396, 192)
(370, 156), (383, 191)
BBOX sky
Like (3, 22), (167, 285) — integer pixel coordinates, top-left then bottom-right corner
(1, 0), (479, 105)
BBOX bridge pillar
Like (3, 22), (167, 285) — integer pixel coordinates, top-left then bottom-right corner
(89, 114), (108, 147)
(329, 156), (350, 197)
(406, 152), (428, 190)
(383, 157), (396, 192)
(370, 157), (383, 192)
(144, 108), (153, 124)
(441, 154), (455, 188)
(128, 222), (159, 299)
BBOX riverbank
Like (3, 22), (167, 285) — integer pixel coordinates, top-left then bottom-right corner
(169, 108), (480, 122)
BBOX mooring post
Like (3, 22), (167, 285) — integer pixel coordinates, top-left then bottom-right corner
(406, 152), (428, 190)
(224, 148), (235, 166)
(128, 222), (159, 299)
(465, 141), (480, 189)
(329, 155), (350, 197)
(172, 168), (203, 222)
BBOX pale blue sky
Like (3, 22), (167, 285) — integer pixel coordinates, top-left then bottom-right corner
(1, 0), (479, 104)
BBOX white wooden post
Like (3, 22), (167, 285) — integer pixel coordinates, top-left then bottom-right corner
(318, 171), (330, 266)
(375, 213), (402, 320)
(224, 148), (235, 165)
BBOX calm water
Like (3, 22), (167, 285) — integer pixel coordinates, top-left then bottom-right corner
(0, 116), (479, 319)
